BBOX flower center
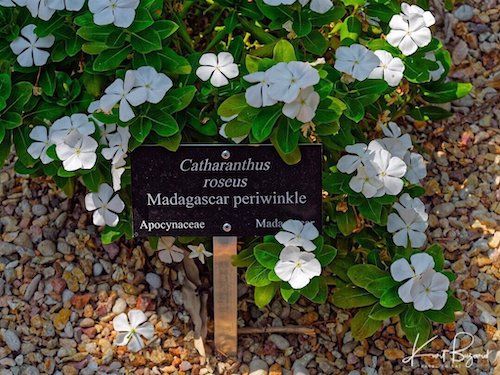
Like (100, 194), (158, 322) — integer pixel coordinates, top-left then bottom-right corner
(75, 148), (81, 155)
(294, 260), (303, 269)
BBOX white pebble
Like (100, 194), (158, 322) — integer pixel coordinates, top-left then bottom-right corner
(145, 273), (162, 289)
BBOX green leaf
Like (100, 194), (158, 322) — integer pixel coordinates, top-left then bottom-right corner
(292, 11), (312, 38)
(246, 261), (272, 287)
(166, 86), (196, 112)
(302, 30), (328, 55)
(358, 198), (383, 224)
(153, 132), (182, 152)
(254, 243), (282, 270)
(410, 106), (452, 121)
(152, 20), (179, 39)
(0, 112), (22, 129)
(275, 118), (299, 154)
(332, 286), (378, 308)
(13, 127), (35, 167)
(401, 307), (431, 347)
(273, 39), (296, 62)
(351, 306), (382, 340)
(232, 247), (255, 267)
(300, 277), (319, 300)
(334, 206), (357, 236)
(9, 82), (32, 112)
(347, 264), (388, 291)
(131, 29), (162, 54)
(280, 285), (300, 304)
(422, 82), (472, 103)
(0, 131), (11, 167)
(316, 244), (337, 267)
(251, 106), (282, 142)
(343, 98), (364, 122)
(380, 286), (403, 308)
(128, 8), (154, 33)
(254, 283), (278, 308)
(150, 111), (178, 137)
(245, 55), (261, 73)
(224, 119), (252, 138)
(40, 68), (56, 96)
(217, 94), (248, 118)
(0, 74), (12, 100)
(157, 47), (192, 75)
(81, 169), (102, 191)
(77, 25), (116, 42)
(340, 16), (361, 43)
(130, 116), (152, 142)
(369, 303), (405, 321)
(426, 244), (444, 271)
(309, 277), (328, 303)
(93, 46), (132, 72)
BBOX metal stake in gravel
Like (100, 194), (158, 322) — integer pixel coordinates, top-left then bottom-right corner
(131, 144), (323, 356)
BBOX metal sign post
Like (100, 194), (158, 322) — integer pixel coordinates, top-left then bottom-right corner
(213, 236), (238, 357)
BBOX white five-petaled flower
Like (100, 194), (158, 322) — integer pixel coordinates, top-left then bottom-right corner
(27, 126), (54, 164)
(349, 166), (384, 198)
(386, 14), (432, 56)
(267, 62), (320, 103)
(0, 0), (26, 6)
(282, 86), (320, 123)
(390, 253), (435, 303)
(85, 183), (125, 227)
(404, 152), (427, 184)
(100, 71), (146, 122)
(196, 52), (239, 88)
(56, 132), (98, 172)
(88, 0), (139, 28)
(50, 114), (95, 144)
(274, 245), (321, 289)
(113, 310), (154, 353)
(187, 243), (212, 264)
(101, 126), (130, 164)
(410, 269), (449, 311)
(336, 143), (370, 174)
(334, 44), (380, 81)
(368, 50), (405, 86)
(387, 207), (428, 248)
(111, 156), (126, 191)
(400, 2), (435, 27)
(99, 123), (117, 145)
(157, 237), (185, 264)
(394, 193), (428, 222)
(10, 24), (54, 67)
(243, 71), (277, 108)
(26, 0), (56, 20)
(377, 122), (412, 159)
(47, 0), (84, 10)
(369, 149), (407, 196)
(275, 219), (319, 252)
(298, 0), (333, 14)
(133, 66), (173, 104)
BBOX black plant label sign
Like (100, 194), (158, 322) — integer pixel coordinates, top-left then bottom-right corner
(131, 144), (322, 236)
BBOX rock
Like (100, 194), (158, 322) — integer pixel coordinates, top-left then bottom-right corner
(268, 334), (290, 351)
(384, 348), (405, 361)
(461, 321), (478, 335)
(24, 274), (41, 301)
(38, 240), (56, 257)
(0, 241), (17, 256)
(112, 298), (127, 314)
(433, 203), (455, 218)
(2, 329), (21, 351)
(93, 263), (103, 277)
(79, 318), (94, 328)
(31, 204), (47, 216)
(54, 308), (72, 330)
(179, 361), (192, 371)
(269, 363), (282, 375)
(145, 273), (162, 289)
(453, 4), (474, 21)
(249, 358), (269, 375)
(452, 40), (469, 65)
(479, 311), (496, 326)
(292, 362), (309, 375)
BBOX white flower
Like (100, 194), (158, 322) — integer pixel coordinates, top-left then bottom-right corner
(85, 183), (125, 227)
(26, 0), (56, 20)
(47, 0), (85, 10)
(378, 122), (412, 159)
(196, 52), (239, 88)
(368, 50), (405, 86)
(387, 208), (428, 248)
(334, 44), (380, 81)
(27, 126), (54, 164)
(282, 86), (320, 123)
(349, 166), (384, 198)
(263, 0), (295, 6)
(187, 243), (212, 264)
(390, 253), (435, 303)
(88, 0), (139, 28)
(50, 114), (95, 144)
(386, 14), (432, 56)
(100, 71), (147, 122)
(0, 0), (26, 7)
(56, 132), (98, 172)
(10, 25), (54, 67)
(243, 71), (277, 108)
(410, 270), (449, 311)
(275, 219), (319, 252)
(370, 149), (407, 196)
(219, 115), (247, 144)
(400, 2), (435, 27)
(337, 143), (370, 174)
(102, 126), (130, 164)
(113, 310), (154, 353)
(425, 52), (445, 81)
(298, 0), (333, 14)
(133, 66), (173, 104)
(157, 237), (185, 264)
(394, 193), (428, 222)
(267, 62), (320, 103)
(274, 245), (321, 289)
(111, 156), (126, 191)
(99, 123), (117, 145)
(404, 152), (427, 184)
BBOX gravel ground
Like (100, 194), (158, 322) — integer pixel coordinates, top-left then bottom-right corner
(0, 0), (499, 374)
